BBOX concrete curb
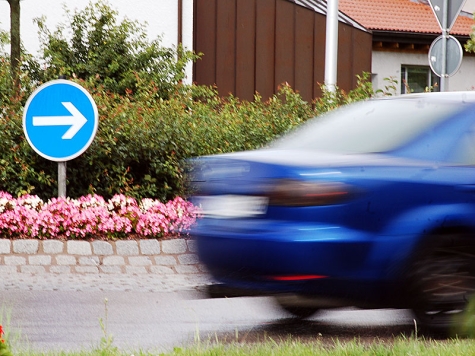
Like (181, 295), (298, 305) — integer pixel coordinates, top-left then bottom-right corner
(0, 238), (205, 275)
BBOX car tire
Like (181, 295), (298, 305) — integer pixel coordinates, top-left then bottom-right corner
(409, 233), (475, 336)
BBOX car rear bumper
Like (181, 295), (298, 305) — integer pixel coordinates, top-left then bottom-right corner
(192, 218), (390, 291)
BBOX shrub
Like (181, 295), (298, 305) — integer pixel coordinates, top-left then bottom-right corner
(23, 0), (199, 99)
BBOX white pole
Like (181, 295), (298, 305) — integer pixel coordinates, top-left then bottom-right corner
(440, 0), (448, 92)
(325, 0), (339, 93)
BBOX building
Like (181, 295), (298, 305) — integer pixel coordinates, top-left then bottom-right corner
(193, 0), (373, 102)
(339, 0), (475, 94)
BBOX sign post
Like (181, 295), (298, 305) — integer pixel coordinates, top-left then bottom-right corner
(428, 0), (467, 91)
(23, 79), (98, 197)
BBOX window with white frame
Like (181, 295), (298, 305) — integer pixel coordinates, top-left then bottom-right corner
(401, 65), (440, 94)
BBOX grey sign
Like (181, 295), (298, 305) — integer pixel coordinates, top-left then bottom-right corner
(428, 0), (467, 31)
(428, 35), (463, 77)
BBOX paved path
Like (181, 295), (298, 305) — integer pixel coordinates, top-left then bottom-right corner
(0, 272), (214, 292)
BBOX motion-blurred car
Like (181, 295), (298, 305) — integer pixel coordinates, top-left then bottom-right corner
(189, 92), (475, 334)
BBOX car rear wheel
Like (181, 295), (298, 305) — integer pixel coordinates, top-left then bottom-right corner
(409, 234), (475, 336)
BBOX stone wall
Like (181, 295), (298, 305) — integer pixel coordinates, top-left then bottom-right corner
(0, 238), (204, 275)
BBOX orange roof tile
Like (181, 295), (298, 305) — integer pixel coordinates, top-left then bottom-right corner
(339, 0), (474, 36)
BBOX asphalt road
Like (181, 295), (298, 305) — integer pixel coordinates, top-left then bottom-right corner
(0, 283), (416, 353)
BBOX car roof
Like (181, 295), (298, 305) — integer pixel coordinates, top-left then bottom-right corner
(379, 91), (475, 103)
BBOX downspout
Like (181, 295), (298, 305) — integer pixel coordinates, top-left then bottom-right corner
(178, 0), (183, 49)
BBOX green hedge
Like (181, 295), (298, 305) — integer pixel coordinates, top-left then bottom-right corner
(0, 77), (318, 201)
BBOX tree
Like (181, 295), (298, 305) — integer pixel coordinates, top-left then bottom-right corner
(466, 31), (475, 53)
(25, 0), (199, 99)
(6, 0), (20, 86)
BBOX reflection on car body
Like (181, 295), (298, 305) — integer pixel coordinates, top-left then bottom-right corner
(189, 92), (475, 335)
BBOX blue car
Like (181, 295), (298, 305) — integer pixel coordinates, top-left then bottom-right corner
(189, 92), (475, 334)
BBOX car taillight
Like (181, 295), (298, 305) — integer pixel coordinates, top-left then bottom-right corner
(267, 179), (354, 206)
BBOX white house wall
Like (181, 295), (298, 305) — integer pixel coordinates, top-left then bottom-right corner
(182, 0), (194, 84)
(449, 54), (475, 91)
(372, 50), (475, 95)
(0, 0), (194, 83)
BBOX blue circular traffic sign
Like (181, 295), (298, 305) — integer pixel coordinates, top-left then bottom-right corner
(23, 79), (98, 161)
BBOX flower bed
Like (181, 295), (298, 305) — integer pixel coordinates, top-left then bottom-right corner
(0, 192), (197, 240)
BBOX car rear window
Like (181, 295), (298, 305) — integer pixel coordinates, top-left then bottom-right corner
(271, 98), (464, 154)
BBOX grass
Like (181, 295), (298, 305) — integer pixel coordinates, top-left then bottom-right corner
(173, 338), (475, 356)
(8, 337), (475, 356)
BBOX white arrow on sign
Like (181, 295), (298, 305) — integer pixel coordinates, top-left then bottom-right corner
(32, 102), (87, 139)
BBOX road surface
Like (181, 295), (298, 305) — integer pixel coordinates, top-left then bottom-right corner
(0, 273), (415, 353)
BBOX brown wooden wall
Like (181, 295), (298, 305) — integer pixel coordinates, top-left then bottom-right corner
(193, 0), (372, 103)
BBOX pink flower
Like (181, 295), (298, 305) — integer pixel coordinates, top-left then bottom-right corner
(0, 191), (197, 239)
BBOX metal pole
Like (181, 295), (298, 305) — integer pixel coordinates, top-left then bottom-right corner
(58, 162), (66, 197)
(440, 0), (448, 91)
(325, 0), (339, 93)
(57, 75), (68, 198)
